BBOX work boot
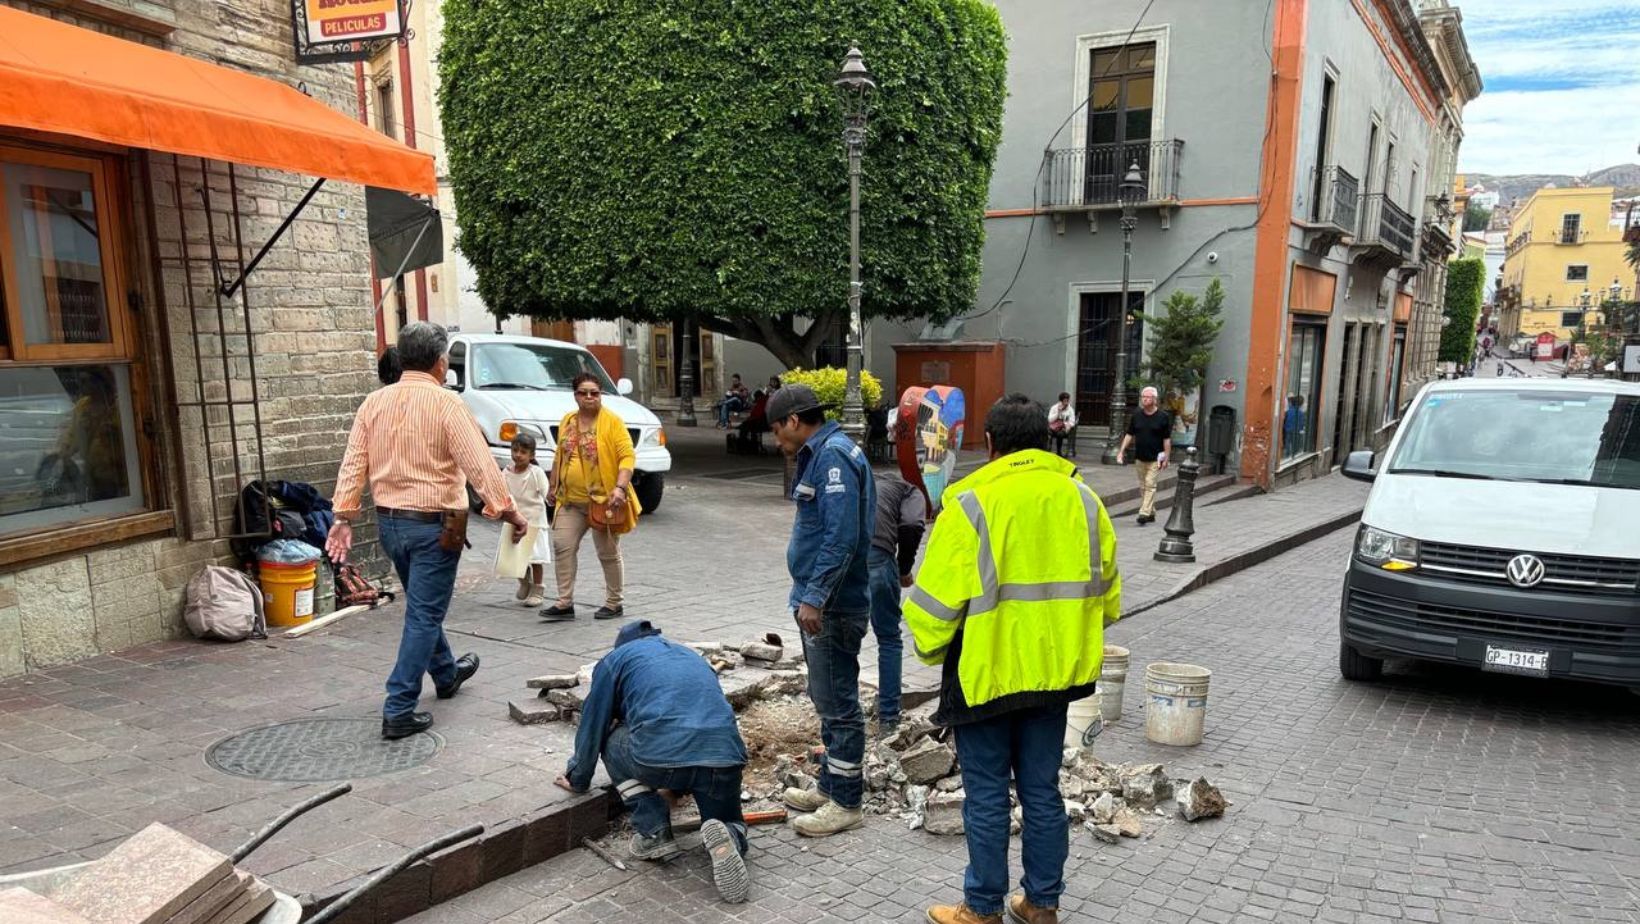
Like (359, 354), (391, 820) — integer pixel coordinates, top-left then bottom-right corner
(1006, 895), (1059, 924)
(701, 819), (750, 904)
(782, 787), (829, 813)
(926, 903), (1002, 924)
(628, 830), (683, 861)
(791, 801), (863, 837)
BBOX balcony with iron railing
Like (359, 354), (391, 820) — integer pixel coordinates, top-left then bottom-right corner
(1040, 140), (1184, 231)
(1299, 166), (1359, 254)
(1353, 193), (1417, 270)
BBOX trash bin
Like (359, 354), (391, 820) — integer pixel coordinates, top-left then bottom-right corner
(1206, 406), (1236, 457)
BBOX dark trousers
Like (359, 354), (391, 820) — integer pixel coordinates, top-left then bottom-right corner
(797, 608), (868, 809)
(377, 516), (460, 719)
(867, 551), (904, 726)
(603, 726), (747, 853)
(953, 704), (1070, 915)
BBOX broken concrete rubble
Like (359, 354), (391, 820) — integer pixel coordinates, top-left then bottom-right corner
(1090, 791), (1117, 825)
(526, 674), (579, 691)
(923, 790), (966, 836)
(1112, 806), (1144, 838)
(899, 737), (957, 785)
(1089, 823), (1122, 844)
(1120, 764), (1174, 809)
(509, 699), (562, 725)
(1177, 777), (1228, 821)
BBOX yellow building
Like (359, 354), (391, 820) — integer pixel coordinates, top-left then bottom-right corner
(1499, 187), (1630, 344)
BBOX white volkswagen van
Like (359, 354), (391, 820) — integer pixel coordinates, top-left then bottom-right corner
(1340, 378), (1640, 691)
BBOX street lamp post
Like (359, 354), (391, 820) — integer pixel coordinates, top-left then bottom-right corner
(676, 317), (698, 426)
(835, 46), (876, 445)
(1101, 162), (1147, 465)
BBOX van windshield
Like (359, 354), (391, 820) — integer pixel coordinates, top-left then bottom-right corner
(1387, 389), (1640, 489)
(469, 343), (616, 393)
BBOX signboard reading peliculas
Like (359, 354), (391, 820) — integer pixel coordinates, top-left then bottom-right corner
(291, 0), (407, 65)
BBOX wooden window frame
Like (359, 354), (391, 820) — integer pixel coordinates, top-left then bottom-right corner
(0, 140), (169, 565)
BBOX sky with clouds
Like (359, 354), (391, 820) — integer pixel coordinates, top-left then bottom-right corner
(1456, 0), (1640, 176)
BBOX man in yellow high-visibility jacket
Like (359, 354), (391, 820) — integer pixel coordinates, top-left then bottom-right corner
(908, 394), (1121, 924)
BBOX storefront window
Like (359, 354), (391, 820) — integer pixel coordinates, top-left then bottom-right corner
(4, 161), (112, 346)
(0, 145), (144, 542)
(1384, 326), (1407, 424)
(1281, 321), (1326, 460)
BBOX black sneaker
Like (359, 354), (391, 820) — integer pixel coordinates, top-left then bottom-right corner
(436, 653), (480, 699)
(594, 605), (625, 620)
(540, 604), (576, 622)
(382, 712), (434, 740)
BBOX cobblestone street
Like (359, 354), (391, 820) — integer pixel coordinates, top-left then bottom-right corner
(415, 529), (1640, 924)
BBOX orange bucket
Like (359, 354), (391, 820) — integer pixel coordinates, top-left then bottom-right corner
(259, 560), (318, 627)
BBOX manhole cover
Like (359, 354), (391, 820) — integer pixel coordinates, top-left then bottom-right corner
(206, 718), (442, 782)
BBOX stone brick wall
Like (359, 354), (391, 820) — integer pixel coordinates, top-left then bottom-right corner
(0, 0), (388, 678)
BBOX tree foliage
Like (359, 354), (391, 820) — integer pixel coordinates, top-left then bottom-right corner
(1439, 258), (1485, 363)
(778, 367), (884, 418)
(1131, 279), (1225, 427)
(439, 0), (1008, 369)
(1461, 204), (1491, 233)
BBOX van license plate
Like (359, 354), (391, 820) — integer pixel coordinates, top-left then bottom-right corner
(1482, 645), (1549, 677)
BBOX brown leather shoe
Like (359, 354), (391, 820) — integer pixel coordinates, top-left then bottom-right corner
(1006, 894), (1059, 924)
(927, 902), (1003, 924)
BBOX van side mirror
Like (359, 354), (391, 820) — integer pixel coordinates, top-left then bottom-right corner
(444, 369), (461, 390)
(1341, 450), (1377, 482)
(616, 378), (634, 397)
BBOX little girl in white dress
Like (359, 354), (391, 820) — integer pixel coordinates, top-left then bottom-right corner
(503, 433), (552, 607)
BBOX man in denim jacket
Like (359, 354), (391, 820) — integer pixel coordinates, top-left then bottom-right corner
(768, 384), (876, 837)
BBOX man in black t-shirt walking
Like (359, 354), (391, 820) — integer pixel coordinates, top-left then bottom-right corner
(1115, 386), (1172, 525)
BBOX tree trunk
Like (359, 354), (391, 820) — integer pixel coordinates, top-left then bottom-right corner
(698, 310), (843, 371)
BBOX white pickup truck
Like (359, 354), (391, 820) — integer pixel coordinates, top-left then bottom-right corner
(445, 334), (672, 512)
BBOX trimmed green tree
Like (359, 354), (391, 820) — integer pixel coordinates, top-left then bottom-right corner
(1130, 278), (1226, 431)
(1439, 258), (1485, 363)
(438, 0), (1008, 369)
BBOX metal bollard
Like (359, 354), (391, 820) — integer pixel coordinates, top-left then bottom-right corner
(1155, 446), (1200, 563)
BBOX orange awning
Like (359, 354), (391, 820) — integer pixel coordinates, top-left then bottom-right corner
(0, 6), (435, 194)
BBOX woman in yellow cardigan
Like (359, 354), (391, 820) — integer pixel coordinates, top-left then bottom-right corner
(541, 372), (641, 621)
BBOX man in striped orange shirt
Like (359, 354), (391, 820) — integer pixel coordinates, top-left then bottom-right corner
(328, 322), (528, 740)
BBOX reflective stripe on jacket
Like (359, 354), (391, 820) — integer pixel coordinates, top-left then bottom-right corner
(905, 448), (1121, 726)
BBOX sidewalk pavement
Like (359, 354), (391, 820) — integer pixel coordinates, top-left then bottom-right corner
(0, 444), (1366, 918)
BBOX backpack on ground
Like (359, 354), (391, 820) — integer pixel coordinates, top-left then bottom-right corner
(184, 566), (267, 641)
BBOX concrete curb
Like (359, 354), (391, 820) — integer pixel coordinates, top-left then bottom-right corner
(303, 789), (622, 924)
(1122, 505), (1365, 620)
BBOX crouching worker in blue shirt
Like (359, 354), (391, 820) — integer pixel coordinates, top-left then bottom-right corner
(554, 621), (752, 903)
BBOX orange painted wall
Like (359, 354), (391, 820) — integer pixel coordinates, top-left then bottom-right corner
(892, 343), (1006, 450)
(1240, 0), (1309, 489)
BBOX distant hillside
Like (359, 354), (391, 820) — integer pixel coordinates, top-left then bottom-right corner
(1465, 164), (1640, 207)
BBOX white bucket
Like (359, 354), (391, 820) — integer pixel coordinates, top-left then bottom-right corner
(1143, 662), (1211, 746)
(1065, 690), (1104, 750)
(1099, 645), (1130, 722)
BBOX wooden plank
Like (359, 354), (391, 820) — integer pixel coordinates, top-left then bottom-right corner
(282, 604), (371, 638)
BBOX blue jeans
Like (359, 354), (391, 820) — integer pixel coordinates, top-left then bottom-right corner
(868, 551), (904, 726)
(797, 608), (868, 809)
(377, 516), (461, 719)
(717, 396), (746, 426)
(603, 726), (748, 853)
(953, 704), (1070, 916)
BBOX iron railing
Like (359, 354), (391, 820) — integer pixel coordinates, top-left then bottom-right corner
(1357, 193), (1416, 260)
(1316, 166), (1359, 233)
(1041, 140), (1184, 210)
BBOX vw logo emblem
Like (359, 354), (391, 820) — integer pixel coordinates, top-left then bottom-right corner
(1506, 554), (1546, 588)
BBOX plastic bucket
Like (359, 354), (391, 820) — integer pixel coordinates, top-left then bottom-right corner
(1143, 662), (1211, 746)
(1099, 645), (1130, 722)
(260, 560), (318, 627)
(1064, 690), (1104, 750)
